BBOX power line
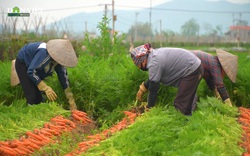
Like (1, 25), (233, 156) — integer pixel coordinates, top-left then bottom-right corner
(115, 5), (250, 14)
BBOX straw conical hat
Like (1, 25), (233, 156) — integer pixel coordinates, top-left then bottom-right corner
(47, 39), (78, 67)
(11, 59), (20, 86)
(216, 49), (238, 83)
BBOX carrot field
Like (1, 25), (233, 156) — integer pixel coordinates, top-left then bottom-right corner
(1, 18), (250, 156)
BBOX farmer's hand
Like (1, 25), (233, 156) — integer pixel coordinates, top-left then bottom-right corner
(224, 98), (233, 107)
(213, 89), (221, 100)
(65, 87), (77, 110)
(37, 81), (57, 101)
(136, 82), (147, 101)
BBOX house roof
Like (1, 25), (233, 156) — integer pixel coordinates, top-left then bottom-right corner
(230, 26), (250, 30)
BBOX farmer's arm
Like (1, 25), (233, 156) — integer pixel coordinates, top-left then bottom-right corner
(144, 80), (160, 108)
(55, 65), (77, 110)
(210, 58), (229, 101)
(55, 64), (70, 90)
(27, 49), (50, 85)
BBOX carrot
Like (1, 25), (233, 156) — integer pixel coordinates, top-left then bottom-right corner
(43, 128), (60, 136)
(18, 144), (34, 153)
(0, 141), (10, 147)
(27, 142), (40, 149)
(78, 139), (99, 147)
(72, 110), (87, 117)
(0, 145), (17, 155)
(26, 131), (44, 141)
(28, 138), (44, 146)
(13, 147), (28, 155)
(37, 133), (51, 142)
(87, 134), (105, 140)
(242, 153), (250, 156)
(72, 113), (82, 121)
(241, 112), (250, 119)
(83, 117), (92, 123)
(40, 129), (53, 137)
(46, 123), (62, 132)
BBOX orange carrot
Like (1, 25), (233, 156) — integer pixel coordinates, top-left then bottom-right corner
(40, 129), (53, 137)
(241, 113), (250, 119)
(72, 110), (87, 117)
(26, 131), (44, 141)
(78, 139), (99, 147)
(0, 145), (17, 156)
(72, 114), (82, 121)
(28, 138), (44, 146)
(13, 147), (28, 155)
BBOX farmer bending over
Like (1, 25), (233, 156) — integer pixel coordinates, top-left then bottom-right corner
(131, 43), (204, 116)
(191, 49), (238, 107)
(13, 39), (78, 110)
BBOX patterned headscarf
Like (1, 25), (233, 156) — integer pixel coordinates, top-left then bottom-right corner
(130, 43), (151, 66)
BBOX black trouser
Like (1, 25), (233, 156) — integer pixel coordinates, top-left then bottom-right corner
(15, 58), (43, 104)
(174, 65), (204, 115)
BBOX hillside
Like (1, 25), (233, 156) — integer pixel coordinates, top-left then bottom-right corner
(54, 0), (250, 35)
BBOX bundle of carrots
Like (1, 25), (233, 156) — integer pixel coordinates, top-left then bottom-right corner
(0, 110), (92, 156)
(238, 107), (250, 156)
(65, 111), (138, 156)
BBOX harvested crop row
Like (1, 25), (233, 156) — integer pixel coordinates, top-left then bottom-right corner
(65, 111), (138, 156)
(238, 107), (250, 156)
(0, 110), (92, 156)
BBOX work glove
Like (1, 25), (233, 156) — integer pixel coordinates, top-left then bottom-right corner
(213, 89), (221, 100)
(64, 87), (77, 110)
(136, 82), (147, 102)
(224, 98), (233, 107)
(37, 81), (57, 101)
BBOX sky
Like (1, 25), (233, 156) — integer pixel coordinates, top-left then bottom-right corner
(1, 0), (250, 33)
(1, 0), (250, 18)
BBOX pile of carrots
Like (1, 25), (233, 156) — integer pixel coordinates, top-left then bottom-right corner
(65, 111), (138, 156)
(0, 110), (92, 156)
(238, 107), (250, 156)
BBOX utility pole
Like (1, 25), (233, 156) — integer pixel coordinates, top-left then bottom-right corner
(104, 4), (108, 17)
(149, 0), (152, 42)
(112, 0), (116, 40)
(135, 12), (139, 42)
(112, 0), (116, 36)
(85, 21), (88, 34)
(160, 19), (162, 47)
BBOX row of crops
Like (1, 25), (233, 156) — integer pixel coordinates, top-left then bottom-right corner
(1, 17), (250, 155)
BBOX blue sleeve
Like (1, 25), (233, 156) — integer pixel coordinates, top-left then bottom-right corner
(27, 48), (51, 85)
(55, 65), (70, 90)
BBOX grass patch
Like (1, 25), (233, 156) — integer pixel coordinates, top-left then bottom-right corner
(83, 97), (243, 156)
(0, 100), (70, 140)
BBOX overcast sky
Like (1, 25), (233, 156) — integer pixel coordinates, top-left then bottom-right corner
(1, 0), (250, 16)
(1, 0), (250, 32)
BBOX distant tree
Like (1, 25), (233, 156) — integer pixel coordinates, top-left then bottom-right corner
(181, 18), (200, 37)
(32, 14), (42, 37)
(127, 22), (153, 42)
(215, 25), (223, 37)
(236, 20), (248, 26)
(202, 22), (213, 36)
(10, 17), (18, 35)
(162, 29), (175, 43)
(22, 17), (31, 34)
(1, 9), (10, 35)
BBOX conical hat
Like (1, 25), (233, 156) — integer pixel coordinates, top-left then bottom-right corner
(47, 39), (78, 67)
(10, 59), (20, 86)
(216, 49), (238, 83)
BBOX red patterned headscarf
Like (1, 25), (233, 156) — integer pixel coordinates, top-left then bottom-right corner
(130, 43), (151, 66)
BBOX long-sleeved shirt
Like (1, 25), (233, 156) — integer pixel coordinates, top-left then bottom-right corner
(17, 42), (70, 90)
(191, 50), (229, 101)
(144, 48), (201, 107)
